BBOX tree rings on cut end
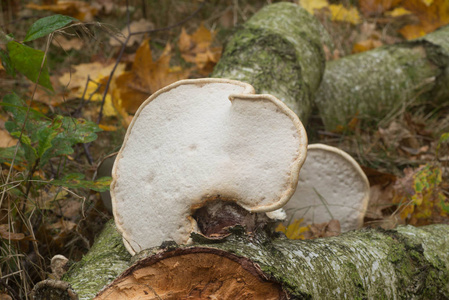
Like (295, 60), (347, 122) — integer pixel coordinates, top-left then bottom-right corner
(95, 248), (286, 299)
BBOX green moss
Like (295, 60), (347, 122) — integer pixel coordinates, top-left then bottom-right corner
(212, 2), (332, 125)
(62, 220), (131, 300)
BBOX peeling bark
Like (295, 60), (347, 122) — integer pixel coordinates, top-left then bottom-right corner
(316, 25), (449, 130)
(33, 222), (449, 299)
(212, 2), (332, 124)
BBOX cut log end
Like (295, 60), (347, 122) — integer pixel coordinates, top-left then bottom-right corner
(95, 249), (285, 300)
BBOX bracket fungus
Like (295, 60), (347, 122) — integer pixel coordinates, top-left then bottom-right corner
(111, 78), (307, 254)
(282, 144), (370, 232)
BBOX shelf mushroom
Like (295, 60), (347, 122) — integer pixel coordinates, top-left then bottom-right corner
(111, 78), (307, 254)
(282, 144), (370, 232)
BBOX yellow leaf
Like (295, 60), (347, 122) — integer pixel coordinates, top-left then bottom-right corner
(385, 7), (413, 17)
(299, 0), (329, 15)
(276, 219), (309, 240)
(422, 0), (434, 6)
(352, 39), (383, 53)
(329, 4), (362, 25)
(59, 62), (125, 91)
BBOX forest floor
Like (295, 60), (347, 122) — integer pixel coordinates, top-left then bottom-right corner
(0, 0), (448, 298)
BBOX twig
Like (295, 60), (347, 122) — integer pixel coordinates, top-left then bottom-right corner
(96, 1), (205, 124)
(0, 277), (20, 300)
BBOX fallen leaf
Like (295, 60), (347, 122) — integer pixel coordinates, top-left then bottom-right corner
(329, 4), (362, 25)
(400, 0), (449, 39)
(0, 292), (12, 300)
(52, 35), (84, 51)
(352, 38), (383, 53)
(98, 124), (118, 131)
(0, 129), (18, 147)
(0, 224), (25, 241)
(27, 0), (98, 21)
(365, 184), (396, 219)
(393, 164), (448, 225)
(299, 0), (329, 15)
(59, 61), (124, 90)
(109, 19), (154, 47)
(360, 0), (402, 16)
(303, 219), (341, 239)
(114, 39), (190, 113)
(378, 121), (420, 151)
(178, 24), (222, 75)
(276, 218), (310, 240)
(385, 6), (413, 17)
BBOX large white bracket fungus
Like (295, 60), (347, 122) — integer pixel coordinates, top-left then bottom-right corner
(111, 79), (307, 254)
(282, 144), (370, 232)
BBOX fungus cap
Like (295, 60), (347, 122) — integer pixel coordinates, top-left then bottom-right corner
(283, 144), (370, 232)
(111, 78), (307, 254)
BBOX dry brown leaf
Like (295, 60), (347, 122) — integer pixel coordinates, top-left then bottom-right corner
(114, 39), (190, 114)
(27, 0), (98, 21)
(365, 184), (396, 219)
(0, 292), (12, 300)
(0, 224), (25, 241)
(52, 35), (83, 51)
(303, 219), (341, 239)
(400, 0), (449, 39)
(379, 121), (420, 151)
(0, 129), (17, 147)
(178, 24), (222, 75)
(360, 0), (402, 16)
(109, 19), (154, 47)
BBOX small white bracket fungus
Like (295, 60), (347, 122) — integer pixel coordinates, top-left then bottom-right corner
(111, 78), (307, 254)
(282, 144), (370, 232)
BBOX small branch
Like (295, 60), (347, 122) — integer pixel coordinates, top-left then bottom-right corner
(96, 1), (205, 124)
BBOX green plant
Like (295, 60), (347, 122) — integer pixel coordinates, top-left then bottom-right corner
(0, 14), (111, 298)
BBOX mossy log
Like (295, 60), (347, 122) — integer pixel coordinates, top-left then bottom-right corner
(33, 221), (449, 299)
(316, 25), (449, 130)
(212, 2), (332, 125)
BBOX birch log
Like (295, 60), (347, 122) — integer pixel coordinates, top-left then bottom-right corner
(32, 222), (449, 299)
(212, 2), (332, 125)
(315, 25), (449, 130)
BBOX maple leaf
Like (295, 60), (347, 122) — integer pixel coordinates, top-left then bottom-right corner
(27, 0), (98, 21)
(178, 24), (222, 75)
(399, 0), (449, 39)
(113, 39), (190, 114)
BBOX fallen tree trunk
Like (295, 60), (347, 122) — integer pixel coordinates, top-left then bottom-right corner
(315, 24), (449, 130)
(33, 221), (449, 299)
(213, 3), (449, 130)
(212, 2), (332, 124)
